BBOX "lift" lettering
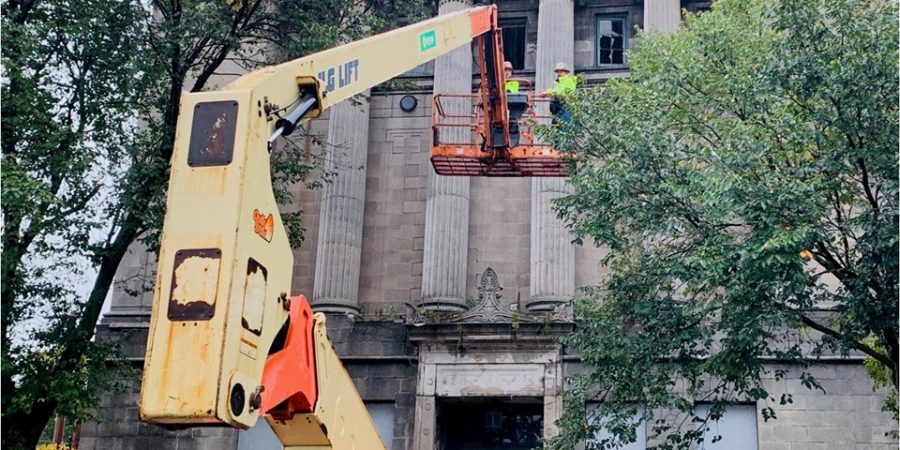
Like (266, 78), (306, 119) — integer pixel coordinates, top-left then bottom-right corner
(317, 59), (360, 93)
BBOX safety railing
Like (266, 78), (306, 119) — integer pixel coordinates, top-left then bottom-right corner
(430, 88), (568, 177)
(431, 91), (555, 147)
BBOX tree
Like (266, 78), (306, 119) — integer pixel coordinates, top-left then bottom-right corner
(2, 0), (148, 447)
(1, 0), (423, 447)
(541, 0), (898, 448)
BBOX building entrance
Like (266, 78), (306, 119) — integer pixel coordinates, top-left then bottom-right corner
(438, 398), (543, 450)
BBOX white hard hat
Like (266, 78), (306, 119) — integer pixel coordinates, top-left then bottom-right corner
(554, 62), (570, 73)
(504, 61), (514, 70)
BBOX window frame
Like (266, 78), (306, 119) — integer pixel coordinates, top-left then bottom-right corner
(498, 16), (528, 71)
(693, 403), (759, 450)
(584, 403), (647, 450)
(594, 13), (629, 69)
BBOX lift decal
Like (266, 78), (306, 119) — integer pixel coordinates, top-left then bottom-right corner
(253, 209), (274, 242)
(317, 58), (360, 93)
(419, 29), (437, 52)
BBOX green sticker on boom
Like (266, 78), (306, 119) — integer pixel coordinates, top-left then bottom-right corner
(419, 30), (437, 52)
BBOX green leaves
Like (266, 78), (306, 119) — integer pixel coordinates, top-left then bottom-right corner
(2, 0), (425, 446)
(2, 2), (148, 446)
(543, 0), (898, 448)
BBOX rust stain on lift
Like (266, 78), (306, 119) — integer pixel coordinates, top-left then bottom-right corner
(167, 248), (222, 321)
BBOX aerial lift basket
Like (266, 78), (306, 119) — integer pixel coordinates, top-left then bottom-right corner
(431, 90), (569, 177)
(430, 22), (570, 177)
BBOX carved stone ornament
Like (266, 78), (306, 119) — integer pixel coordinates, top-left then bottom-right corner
(454, 267), (510, 323)
(550, 302), (574, 322)
(406, 267), (573, 325)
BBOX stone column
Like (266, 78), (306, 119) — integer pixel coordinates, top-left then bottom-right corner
(528, 0), (575, 312)
(420, 0), (472, 312)
(312, 93), (370, 314)
(644, 0), (681, 33)
(110, 239), (157, 315)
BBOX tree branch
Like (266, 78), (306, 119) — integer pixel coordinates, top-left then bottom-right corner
(798, 313), (893, 369)
(48, 183), (103, 222)
(190, 42), (232, 93)
(829, 190), (852, 267)
(56, 217), (140, 376)
(856, 157), (880, 219)
(812, 241), (857, 288)
(881, 328), (900, 388)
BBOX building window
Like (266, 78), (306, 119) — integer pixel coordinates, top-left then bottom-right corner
(587, 404), (646, 450)
(694, 404), (758, 450)
(500, 17), (527, 70)
(365, 402), (396, 449)
(682, 0), (713, 15)
(237, 419), (281, 450)
(439, 398), (543, 450)
(595, 15), (628, 66)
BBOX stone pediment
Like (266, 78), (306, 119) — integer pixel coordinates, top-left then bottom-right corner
(405, 267), (574, 339)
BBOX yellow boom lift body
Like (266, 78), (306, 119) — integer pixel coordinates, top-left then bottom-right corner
(139, 5), (565, 450)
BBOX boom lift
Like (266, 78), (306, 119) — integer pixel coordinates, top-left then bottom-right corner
(139, 5), (566, 450)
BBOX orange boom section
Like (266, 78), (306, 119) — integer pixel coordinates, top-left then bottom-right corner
(260, 295), (317, 417)
(468, 3), (495, 34)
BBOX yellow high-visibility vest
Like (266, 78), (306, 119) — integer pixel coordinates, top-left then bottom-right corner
(505, 80), (520, 93)
(546, 74), (577, 96)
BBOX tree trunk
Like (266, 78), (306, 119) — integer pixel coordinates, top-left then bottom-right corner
(2, 405), (55, 450)
(52, 416), (65, 444)
(71, 421), (81, 449)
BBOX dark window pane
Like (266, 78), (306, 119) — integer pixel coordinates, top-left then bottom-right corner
(600, 36), (611, 49)
(440, 400), (544, 450)
(500, 18), (527, 69)
(189, 101), (237, 167)
(597, 15), (628, 66)
(600, 49), (611, 64)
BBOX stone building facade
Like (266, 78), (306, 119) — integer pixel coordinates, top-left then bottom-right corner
(81, 0), (896, 449)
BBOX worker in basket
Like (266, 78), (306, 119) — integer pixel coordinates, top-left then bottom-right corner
(504, 61), (528, 146)
(546, 62), (577, 123)
(504, 61), (519, 93)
